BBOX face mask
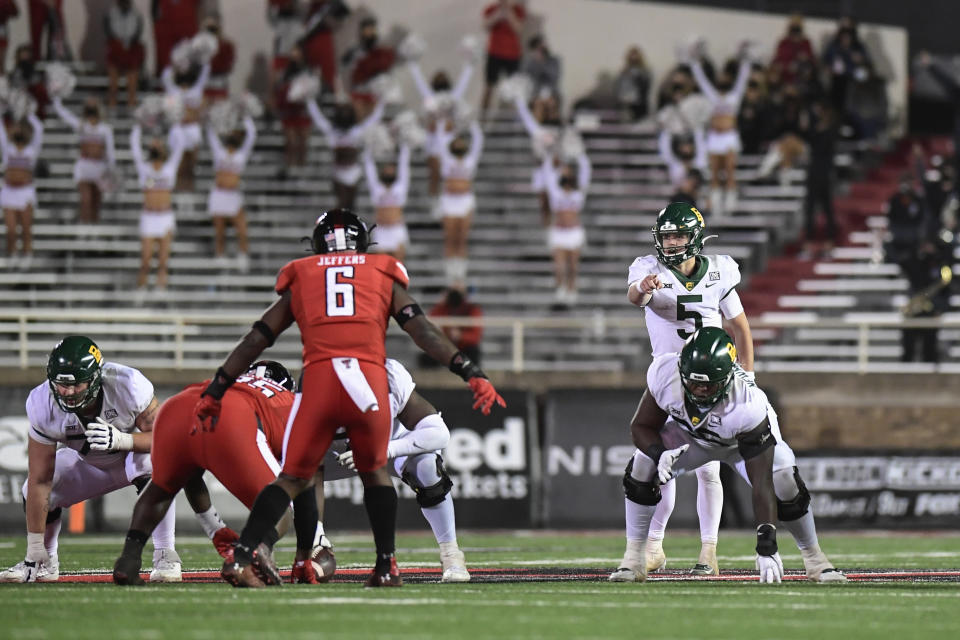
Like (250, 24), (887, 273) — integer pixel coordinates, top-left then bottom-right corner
(362, 35), (378, 50)
(431, 76), (452, 92)
(148, 147), (164, 161)
(560, 176), (577, 189)
(333, 108), (356, 129)
(18, 60), (34, 75)
(12, 132), (28, 145)
(226, 134), (244, 148)
(380, 171), (397, 185)
(542, 117), (562, 127)
(207, 26), (219, 36)
(789, 26), (802, 36)
(450, 145), (468, 157)
(83, 106), (99, 118)
(445, 290), (464, 307)
(716, 81), (733, 92)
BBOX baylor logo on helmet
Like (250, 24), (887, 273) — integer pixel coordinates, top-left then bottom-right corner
(88, 345), (103, 364)
(726, 343), (737, 362)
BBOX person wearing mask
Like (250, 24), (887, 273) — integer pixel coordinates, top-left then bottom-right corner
(9, 45), (49, 119)
(202, 17), (235, 104)
(1, 112), (43, 270)
(771, 14), (815, 87)
(480, 0), (525, 117)
(0, 1), (20, 74)
(206, 116), (256, 272)
(899, 238), (953, 363)
(541, 151), (591, 307)
(152, 0), (199, 77)
(523, 35), (562, 114)
(51, 95), (116, 224)
(514, 93), (564, 225)
(438, 120), (484, 288)
(799, 100), (839, 259)
(104, 0), (145, 111)
(161, 59), (211, 191)
(615, 46), (651, 121)
(272, 45), (312, 180)
(301, 0), (350, 91)
(342, 17), (396, 120)
(363, 144), (411, 262)
(427, 287), (484, 366)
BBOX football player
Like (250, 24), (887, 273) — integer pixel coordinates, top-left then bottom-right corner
(113, 361), (301, 586)
(319, 358), (471, 583)
(195, 208), (505, 588)
(0, 336), (183, 583)
(609, 327), (845, 583)
(626, 201), (753, 575)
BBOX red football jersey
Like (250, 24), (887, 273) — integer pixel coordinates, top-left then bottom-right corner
(276, 252), (410, 367)
(185, 374), (294, 458)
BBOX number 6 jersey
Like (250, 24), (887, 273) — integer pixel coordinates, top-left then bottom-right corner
(276, 253), (410, 367)
(627, 254), (744, 356)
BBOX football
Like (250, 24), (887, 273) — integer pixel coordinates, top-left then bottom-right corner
(311, 547), (336, 583)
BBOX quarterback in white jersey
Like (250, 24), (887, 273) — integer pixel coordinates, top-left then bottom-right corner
(318, 358), (471, 583)
(610, 328), (845, 583)
(626, 202), (754, 575)
(0, 336), (181, 583)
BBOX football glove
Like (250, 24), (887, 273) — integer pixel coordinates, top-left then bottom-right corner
(756, 552), (784, 584)
(335, 450), (356, 471)
(85, 417), (134, 452)
(22, 533), (49, 583)
(194, 395), (222, 433)
(469, 377), (506, 416)
(656, 444), (689, 484)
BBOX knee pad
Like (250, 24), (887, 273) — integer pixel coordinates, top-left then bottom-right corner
(132, 475), (151, 494)
(623, 458), (661, 506)
(402, 454), (453, 508)
(775, 466), (810, 522)
(46, 506), (62, 524)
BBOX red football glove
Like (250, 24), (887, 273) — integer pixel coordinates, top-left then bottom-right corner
(469, 377), (506, 415)
(194, 395), (222, 433)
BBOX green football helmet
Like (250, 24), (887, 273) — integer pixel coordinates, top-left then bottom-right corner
(652, 202), (707, 266)
(679, 327), (737, 409)
(46, 336), (104, 412)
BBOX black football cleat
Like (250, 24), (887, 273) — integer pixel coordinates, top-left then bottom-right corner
(221, 560), (266, 588)
(251, 543), (282, 586)
(364, 556), (403, 588)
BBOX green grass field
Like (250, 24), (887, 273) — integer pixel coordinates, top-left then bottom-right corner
(1, 530), (959, 639)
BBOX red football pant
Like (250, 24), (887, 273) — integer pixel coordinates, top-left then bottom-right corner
(281, 359), (391, 478)
(150, 388), (280, 508)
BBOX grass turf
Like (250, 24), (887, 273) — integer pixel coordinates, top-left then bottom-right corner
(1, 530), (959, 639)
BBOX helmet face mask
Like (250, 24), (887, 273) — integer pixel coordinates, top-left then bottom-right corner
(311, 208), (370, 254)
(47, 336), (104, 413)
(679, 327), (737, 410)
(652, 202), (707, 266)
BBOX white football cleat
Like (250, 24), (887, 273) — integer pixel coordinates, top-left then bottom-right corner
(690, 542), (719, 576)
(149, 548), (183, 583)
(0, 554), (59, 583)
(440, 547), (471, 583)
(645, 539), (666, 573)
(801, 546), (847, 583)
(608, 566), (646, 582)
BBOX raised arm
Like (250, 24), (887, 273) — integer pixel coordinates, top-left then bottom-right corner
(466, 119), (484, 166)
(191, 62), (212, 94)
(406, 59), (433, 101)
(452, 61), (475, 100)
(165, 125), (186, 173)
(205, 124), (224, 157)
(362, 148), (379, 193)
(396, 143), (411, 191)
(161, 65), (176, 93)
(306, 99), (335, 141)
(104, 125), (116, 167)
(129, 123), (145, 173)
(658, 129), (678, 165)
(239, 116), (257, 157)
(513, 95), (540, 139)
(26, 113), (43, 155)
(689, 59), (718, 103)
(692, 127), (708, 169)
(352, 99), (385, 136)
(541, 154), (561, 203)
(576, 152), (592, 192)
(729, 58), (752, 104)
(51, 96), (80, 130)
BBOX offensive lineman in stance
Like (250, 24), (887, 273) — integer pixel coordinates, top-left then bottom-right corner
(610, 327), (845, 583)
(195, 208), (505, 588)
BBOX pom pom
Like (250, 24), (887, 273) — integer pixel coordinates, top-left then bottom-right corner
(208, 99), (240, 134)
(6, 89), (37, 120)
(678, 94), (712, 130)
(398, 32), (427, 62)
(391, 109), (427, 149)
(533, 125), (558, 158)
(459, 34), (484, 64)
(369, 72), (403, 104)
(496, 73), (532, 105)
(363, 122), (395, 161)
(287, 72), (320, 103)
(170, 40), (193, 72)
(0, 77), (11, 104)
(45, 62), (76, 99)
(237, 92), (264, 119)
(450, 97), (474, 131)
(190, 32), (219, 64)
(161, 93), (184, 125)
(98, 165), (124, 199)
(134, 95), (164, 128)
(560, 128), (585, 161)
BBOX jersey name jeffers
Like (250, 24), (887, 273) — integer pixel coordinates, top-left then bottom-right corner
(316, 255), (367, 266)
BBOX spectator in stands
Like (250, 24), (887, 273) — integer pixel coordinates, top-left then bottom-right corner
(268, 0), (304, 86)
(0, 1), (19, 74)
(206, 115), (256, 273)
(161, 58), (211, 191)
(885, 174), (932, 266)
(1, 112), (43, 271)
(104, 0), (145, 111)
(658, 129), (706, 191)
(51, 95), (116, 224)
(28, 0), (69, 61)
(439, 120), (484, 288)
(363, 143), (411, 262)
(736, 73), (772, 155)
(822, 16), (873, 116)
(271, 46), (311, 179)
(152, 0), (199, 77)
(899, 237), (953, 363)
(307, 95), (384, 209)
(130, 124), (185, 299)
(203, 17), (235, 104)
(799, 100), (839, 259)
(407, 46), (475, 213)
(614, 46), (651, 122)
(301, 0), (350, 91)
(480, 0), (525, 117)
(541, 149), (591, 307)
(513, 93), (563, 225)
(427, 287), (484, 366)
(770, 14), (815, 88)
(341, 16), (395, 120)
(755, 83), (806, 189)
(8, 44), (49, 119)
(916, 151), (958, 230)
(655, 66), (698, 112)
(671, 168), (703, 210)
(687, 43), (752, 216)
(918, 52), (960, 173)
(523, 35), (562, 112)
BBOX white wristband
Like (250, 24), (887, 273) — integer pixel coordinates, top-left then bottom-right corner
(115, 430), (135, 452)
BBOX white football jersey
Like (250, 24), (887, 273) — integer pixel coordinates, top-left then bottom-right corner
(628, 254), (745, 356)
(646, 353), (767, 450)
(26, 362), (154, 468)
(386, 358), (416, 440)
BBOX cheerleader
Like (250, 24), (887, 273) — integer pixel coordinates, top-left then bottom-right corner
(52, 96), (116, 223)
(161, 60), (210, 190)
(689, 47), (751, 216)
(1, 113), (43, 271)
(513, 93), (562, 225)
(362, 143), (410, 262)
(406, 55), (473, 205)
(307, 97), (384, 209)
(438, 119), (483, 288)
(130, 123), (185, 294)
(206, 116), (256, 272)
(541, 151), (591, 307)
